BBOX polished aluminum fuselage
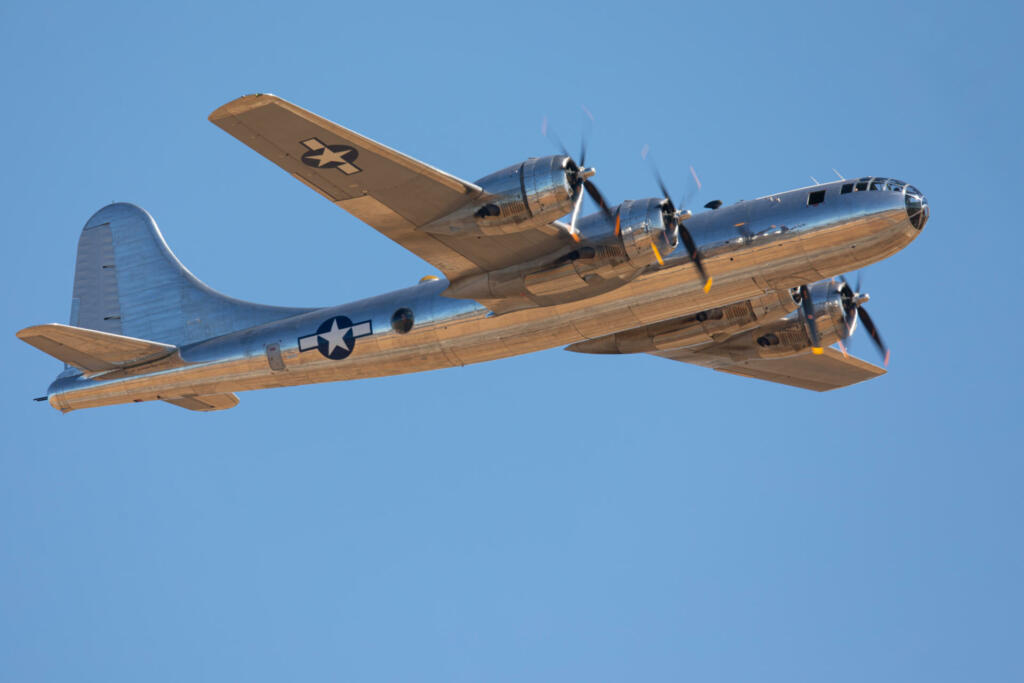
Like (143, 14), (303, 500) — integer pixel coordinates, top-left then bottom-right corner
(49, 179), (922, 411)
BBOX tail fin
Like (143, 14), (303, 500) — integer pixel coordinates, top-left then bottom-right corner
(69, 203), (309, 347)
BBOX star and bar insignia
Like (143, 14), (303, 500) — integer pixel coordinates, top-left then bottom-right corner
(299, 138), (362, 174)
(298, 316), (372, 360)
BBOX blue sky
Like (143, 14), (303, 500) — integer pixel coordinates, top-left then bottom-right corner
(1, 1), (1021, 681)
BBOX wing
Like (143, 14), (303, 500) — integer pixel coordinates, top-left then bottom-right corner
(654, 346), (886, 391)
(209, 94), (568, 281)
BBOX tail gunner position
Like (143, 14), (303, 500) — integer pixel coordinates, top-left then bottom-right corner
(18, 95), (927, 412)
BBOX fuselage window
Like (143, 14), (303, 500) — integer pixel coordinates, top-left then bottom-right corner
(391, 307), (414, 334)
(870, 178), (887, 191)
(807, 190), (826, 205)
(855, 182), (868, 192)
(841, 183), (853, 194)
(885, 179), (905, 193)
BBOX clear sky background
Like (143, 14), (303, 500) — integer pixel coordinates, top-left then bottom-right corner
(1, 1), (1021, 681)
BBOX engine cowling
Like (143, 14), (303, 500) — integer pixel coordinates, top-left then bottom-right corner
(615, 198), (679, 267)
(420, 155), (581, 236)
(572, 197), (679, 269)
(751, 280), (855, 357)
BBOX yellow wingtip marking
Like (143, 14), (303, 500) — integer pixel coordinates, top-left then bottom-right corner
(811, 347), (824, 355)
(703, 277), (713, 294)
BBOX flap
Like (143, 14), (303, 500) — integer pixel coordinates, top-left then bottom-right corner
(164, 393), (240, 412)
(17, 323), (176, 373)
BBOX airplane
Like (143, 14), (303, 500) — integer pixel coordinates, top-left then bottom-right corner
(17, 94), (928, 412)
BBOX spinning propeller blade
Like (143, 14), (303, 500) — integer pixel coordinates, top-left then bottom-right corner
(837, 272), (890, 366)
(798, 284), (823, 354)
(855, 306), (890, 367)
(544, 114), (615, 236)
(642, 146), (711, 291)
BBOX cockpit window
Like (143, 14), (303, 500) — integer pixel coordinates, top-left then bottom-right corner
(841, 178), (908, 195)
(807, 190), (826, 205)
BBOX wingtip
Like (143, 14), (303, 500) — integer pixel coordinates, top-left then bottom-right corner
(208, 93), (280, 122)
(15, 323), (53, 341)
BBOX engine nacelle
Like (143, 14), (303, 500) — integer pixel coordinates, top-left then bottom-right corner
(420, 155), (580, 236)
(615, 198), (679, 267)
(749, 280), (855, 358)
(570, 197), (679, 269)
(445, 195), (685, 310)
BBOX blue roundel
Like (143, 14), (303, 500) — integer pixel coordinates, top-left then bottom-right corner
(316, 316), (357, 360)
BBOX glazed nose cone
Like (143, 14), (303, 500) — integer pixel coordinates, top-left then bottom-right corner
(905, 185), (928, 230)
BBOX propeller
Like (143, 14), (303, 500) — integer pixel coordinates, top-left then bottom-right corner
(837, 274), (890, 366)
(641, 145), (712, 292)
(542, 115), (615, 242)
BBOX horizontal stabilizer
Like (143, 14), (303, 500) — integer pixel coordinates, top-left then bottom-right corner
(16, 323), (175, 373)
(164, 393), (240, 412)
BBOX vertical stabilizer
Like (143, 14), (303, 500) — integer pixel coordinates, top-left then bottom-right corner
(70, 203), (310, 347)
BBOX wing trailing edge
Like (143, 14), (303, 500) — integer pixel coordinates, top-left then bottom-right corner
(163, 393), (240, 412)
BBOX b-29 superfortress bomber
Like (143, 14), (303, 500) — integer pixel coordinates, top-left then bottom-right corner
(18, 94), (927, 412)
